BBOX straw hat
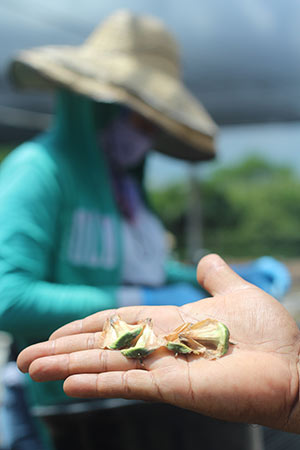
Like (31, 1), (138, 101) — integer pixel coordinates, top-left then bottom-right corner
(9, 10), (218, 161)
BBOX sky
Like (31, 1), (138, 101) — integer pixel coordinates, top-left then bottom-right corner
(2, 0), (300, 124)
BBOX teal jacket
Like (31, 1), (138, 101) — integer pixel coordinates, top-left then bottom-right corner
(0, 90), (197, 406)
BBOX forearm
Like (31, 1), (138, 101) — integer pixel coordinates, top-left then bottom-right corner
(0, 275), (117, 340)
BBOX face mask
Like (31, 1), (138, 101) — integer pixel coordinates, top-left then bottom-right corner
(101, 113), (153, 169)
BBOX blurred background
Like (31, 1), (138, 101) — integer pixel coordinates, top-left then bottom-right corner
(2, 0), (300, 306)
(1, 1), (300, 449)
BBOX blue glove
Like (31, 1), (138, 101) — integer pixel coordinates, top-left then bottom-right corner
(142, 282), (207, 306)
(231, 256), (291, 300)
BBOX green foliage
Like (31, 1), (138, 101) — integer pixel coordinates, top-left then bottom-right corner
(149, 183), (188, 226)
(149, 183), (189, 254)
(148, 155), (300, 258)
(209, 155), (292, 185)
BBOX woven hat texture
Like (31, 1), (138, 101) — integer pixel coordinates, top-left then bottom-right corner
(9, 10), (218, 161)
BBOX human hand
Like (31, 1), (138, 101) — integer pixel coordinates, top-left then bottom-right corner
(17, 254), (300, 433)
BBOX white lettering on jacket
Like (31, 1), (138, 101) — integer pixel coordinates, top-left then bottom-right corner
(68, 209), (117, 268)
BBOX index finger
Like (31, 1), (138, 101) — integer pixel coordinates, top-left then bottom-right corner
(50, 309), (116, 340)
(50, 305), (157, 340)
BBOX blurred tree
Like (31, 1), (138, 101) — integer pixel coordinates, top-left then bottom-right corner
(149, 183), (188, 256)
(148, 155), (300, 258)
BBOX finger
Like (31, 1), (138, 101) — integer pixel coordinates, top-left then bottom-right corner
(50, 306), (155, 340)
(28, 349), (141, 382)
(17, 333), (104, 373)
(50, 309), (116, 340)
(63, 371), (160, 402)
(197, 254), (252, 296)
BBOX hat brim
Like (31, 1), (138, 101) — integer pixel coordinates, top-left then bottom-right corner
(9, 46), (218, 161)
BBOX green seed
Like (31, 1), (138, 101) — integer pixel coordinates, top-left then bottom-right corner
(121, 347), (155, 358)
(217, 323), (230, 356)
(109, 326), (143, 350)
(166, 341), (193, 354)
(120, 318), (162, 359)
(183, 319), (230, 357)
(99, 315), (144, 350)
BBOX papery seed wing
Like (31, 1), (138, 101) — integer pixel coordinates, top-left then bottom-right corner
(184, 319), (230, 357)
(164, 322), (191, 342)
(98, 317), (117, 349)
(179, 335), (206, 354)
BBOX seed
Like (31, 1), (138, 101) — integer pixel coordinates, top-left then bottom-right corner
(99, 314), (144, 350)
(121, 318), (164, 359)
(99, 316), (230, 360)
(166, 341), (193, 354)
(183, 319), (230, 357)
(165, 319), (230, 358)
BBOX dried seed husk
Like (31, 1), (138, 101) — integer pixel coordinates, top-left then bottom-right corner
(164, 319), (230, 358)
(121, 318), (164, 359)
(164, 323), (191, 342)
(99, 314), (144, 350)
(183, 319), (230, 358)
(100, 316), (230, 360)
(164, 323), (194, 355)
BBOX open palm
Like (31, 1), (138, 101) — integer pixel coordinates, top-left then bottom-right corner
(17, 254), (300, 433)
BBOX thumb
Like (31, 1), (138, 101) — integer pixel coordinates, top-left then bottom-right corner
(197, 254), (252, 297)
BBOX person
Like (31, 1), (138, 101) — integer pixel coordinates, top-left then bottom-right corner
(17, 253), (300, 435)
(0, 9), (219, 450)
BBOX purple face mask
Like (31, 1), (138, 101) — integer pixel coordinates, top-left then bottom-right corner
(101, 114), (153, 169)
